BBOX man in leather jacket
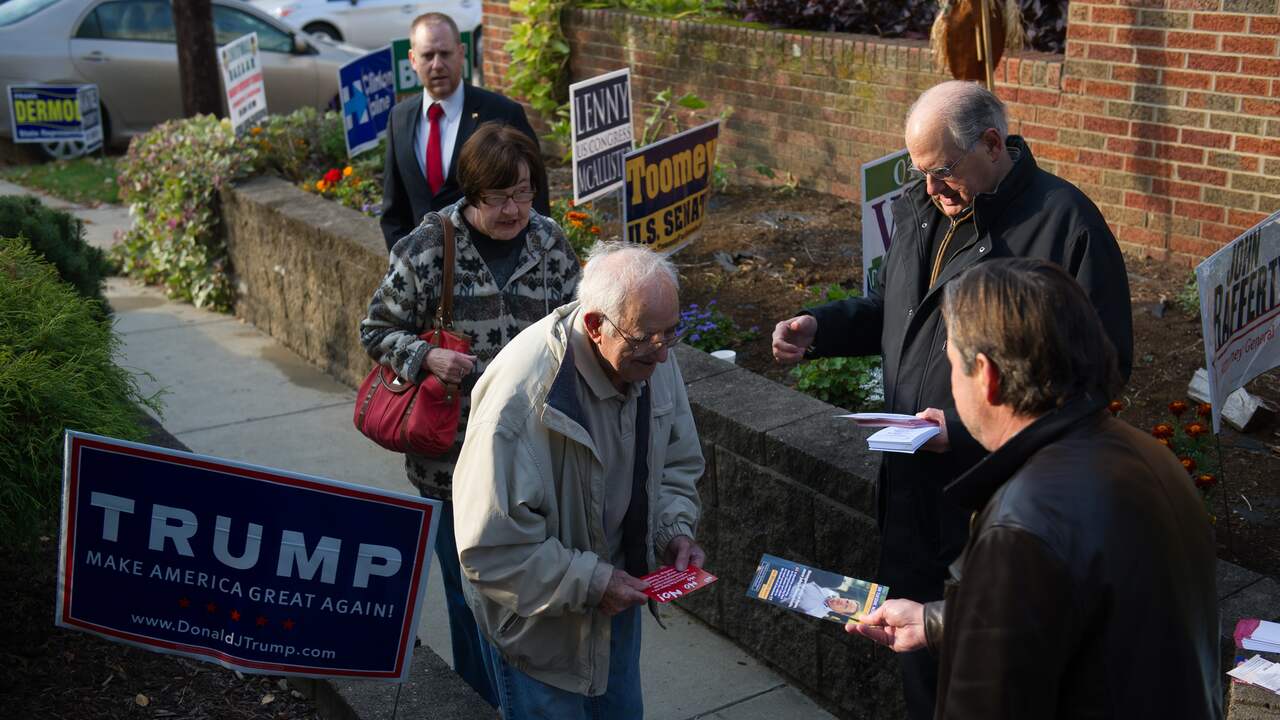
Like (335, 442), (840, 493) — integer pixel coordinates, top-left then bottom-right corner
(772, 80), (1133, 718)
(851, 259), (1221, 720)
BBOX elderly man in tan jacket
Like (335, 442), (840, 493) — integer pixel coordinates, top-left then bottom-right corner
(453, 241), (704, 720)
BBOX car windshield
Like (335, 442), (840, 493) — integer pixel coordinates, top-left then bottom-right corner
(0, 0), (65, 27)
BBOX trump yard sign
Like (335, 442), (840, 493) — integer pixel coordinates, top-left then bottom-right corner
(58, 431), (438, 680)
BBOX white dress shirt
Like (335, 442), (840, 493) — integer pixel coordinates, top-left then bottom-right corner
(415, 84), (466, 182)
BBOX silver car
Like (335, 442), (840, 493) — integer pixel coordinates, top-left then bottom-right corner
(0, 0), (363, 157)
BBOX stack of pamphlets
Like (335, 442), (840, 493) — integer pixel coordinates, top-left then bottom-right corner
(838, 413), (941, 454)
(746, 553), (888, 625)
(1242, 619), (1280, 653)
(1228, 656), (1280, 695)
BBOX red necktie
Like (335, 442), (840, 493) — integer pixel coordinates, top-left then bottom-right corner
(425, 102), (444, 195)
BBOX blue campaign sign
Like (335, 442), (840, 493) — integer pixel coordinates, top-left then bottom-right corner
(622, 120), (719, 255)
(338, 47), (396, 158)
(57, 431), (438, 681)
(7, 84), (103, 152)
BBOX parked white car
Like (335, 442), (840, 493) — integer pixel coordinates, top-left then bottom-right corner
(249, 0), (481, 49)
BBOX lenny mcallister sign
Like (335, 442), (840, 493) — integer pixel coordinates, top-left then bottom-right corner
(57, 431), (439, 680)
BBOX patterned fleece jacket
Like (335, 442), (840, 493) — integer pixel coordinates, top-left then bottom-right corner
(359, 201), (582, 499)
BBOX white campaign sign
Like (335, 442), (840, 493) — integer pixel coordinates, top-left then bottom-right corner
(569, 68), (633, 203)
(219, 33), (267, 136)
(859, 149), (911, 295)
(1195, 208), (1280, 433)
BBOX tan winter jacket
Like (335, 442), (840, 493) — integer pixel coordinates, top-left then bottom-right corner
(453, 301), (703, 696)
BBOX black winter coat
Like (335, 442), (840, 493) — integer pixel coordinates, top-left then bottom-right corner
(806, 137), (1134, 600)
(924, 396), (1221, 720)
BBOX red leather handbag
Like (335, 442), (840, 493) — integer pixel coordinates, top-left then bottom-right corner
(353, 214), (471, 456)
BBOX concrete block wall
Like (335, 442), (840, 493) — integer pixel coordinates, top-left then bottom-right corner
(480, 0), (1280, 265)
(219, 176), (903, 718)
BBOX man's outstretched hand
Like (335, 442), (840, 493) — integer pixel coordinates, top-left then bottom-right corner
(846, 599), (927, 653)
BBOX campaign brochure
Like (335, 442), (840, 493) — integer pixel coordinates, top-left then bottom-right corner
(641, 565), (717, 603)
(866, 425), (940, 453)
(746, 554), (887, 625)
(838, 412), (937, 429)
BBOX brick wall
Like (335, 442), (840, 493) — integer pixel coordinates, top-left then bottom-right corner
(481, 0), (1280, 265)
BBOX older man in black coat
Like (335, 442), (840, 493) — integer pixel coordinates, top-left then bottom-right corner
(772, 80), (1133, 720)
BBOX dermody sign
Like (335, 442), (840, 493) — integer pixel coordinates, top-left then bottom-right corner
(1195, 209), (1280, 433)
(859, 149), (910, 295)
(623, 120), (719, 254)
(58, 431), (438, 680)
(569, 68), (633, 203)
(339, 47), (395, 157)
(219, 33), (268, 136)
(7, 84), (102, 152)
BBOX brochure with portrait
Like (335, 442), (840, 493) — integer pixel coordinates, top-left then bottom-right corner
(746, 553), (888, 625)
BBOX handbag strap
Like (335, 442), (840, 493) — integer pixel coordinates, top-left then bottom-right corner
(434, 212), (456, 330)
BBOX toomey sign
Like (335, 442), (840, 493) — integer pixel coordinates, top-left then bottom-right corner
(623, 120), (719, 254)
(57, 431), (439, 680)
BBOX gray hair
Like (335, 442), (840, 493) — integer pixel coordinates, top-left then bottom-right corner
(576, 241), (679, 329)
(907, 81), (1008, 151)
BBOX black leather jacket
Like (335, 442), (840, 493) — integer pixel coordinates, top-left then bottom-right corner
(923, 396), (1222, 719)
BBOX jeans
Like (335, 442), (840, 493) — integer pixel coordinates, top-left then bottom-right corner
(433, 501), (498, 707)
(479, 606), (644, 720)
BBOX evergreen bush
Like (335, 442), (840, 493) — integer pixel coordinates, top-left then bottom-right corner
(0, 237), (161, 545)
(0, 195), (112, 311)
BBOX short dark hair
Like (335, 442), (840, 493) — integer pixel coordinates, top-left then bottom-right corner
(410, 12), (460, 42)
(942, 258), (1122, 416)
(457, 123), (544, 205)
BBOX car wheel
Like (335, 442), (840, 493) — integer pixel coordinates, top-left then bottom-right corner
(39, 139), (89, 161)
(303, 22), (342, 42)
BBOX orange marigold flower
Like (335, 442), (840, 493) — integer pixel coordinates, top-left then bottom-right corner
(1169, 400), (1189, 416)
(343, 166), (354, 177)
(1196, 402), (1212, 417)
(1180, 457), (1196, 472)
(566, 211), (588, 221)
(1152, 423), (1174, 439)
(250, 126), (262, 135)
(1194, 473), (1217, 489)
(567, 199), (575, 207)
(590, 225), (601, 235)
(1107, 400), (1124, 415)
(315, 180), (327, 191)
(1184, 422), (1206, 438)
(569, 219), (584, 229)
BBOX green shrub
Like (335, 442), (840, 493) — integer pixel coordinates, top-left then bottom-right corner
(0, 195), (112, 311)
(0, 238), (161, 545)
(113, 109), (347, 311)
(790, 284), (883, 411)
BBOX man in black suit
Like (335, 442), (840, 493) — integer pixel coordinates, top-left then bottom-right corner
(380, 13), (549, 251)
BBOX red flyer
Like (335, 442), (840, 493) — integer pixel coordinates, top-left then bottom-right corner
(641, 565), (718, 603)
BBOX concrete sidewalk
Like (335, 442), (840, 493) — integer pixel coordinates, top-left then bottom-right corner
(1, 178), (836, 720)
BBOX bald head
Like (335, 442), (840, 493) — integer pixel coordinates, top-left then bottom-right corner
(905, 81), (1008, 155)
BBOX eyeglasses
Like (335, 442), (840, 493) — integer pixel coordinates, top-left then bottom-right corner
(906, 142), (978, 182)
(478, 189), (536, 208)
(601, 315), (686, 356)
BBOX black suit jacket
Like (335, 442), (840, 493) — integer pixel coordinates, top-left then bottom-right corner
(379, 86), (549, 251)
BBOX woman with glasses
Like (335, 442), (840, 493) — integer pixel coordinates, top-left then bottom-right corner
(359, 121), (581, 708)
